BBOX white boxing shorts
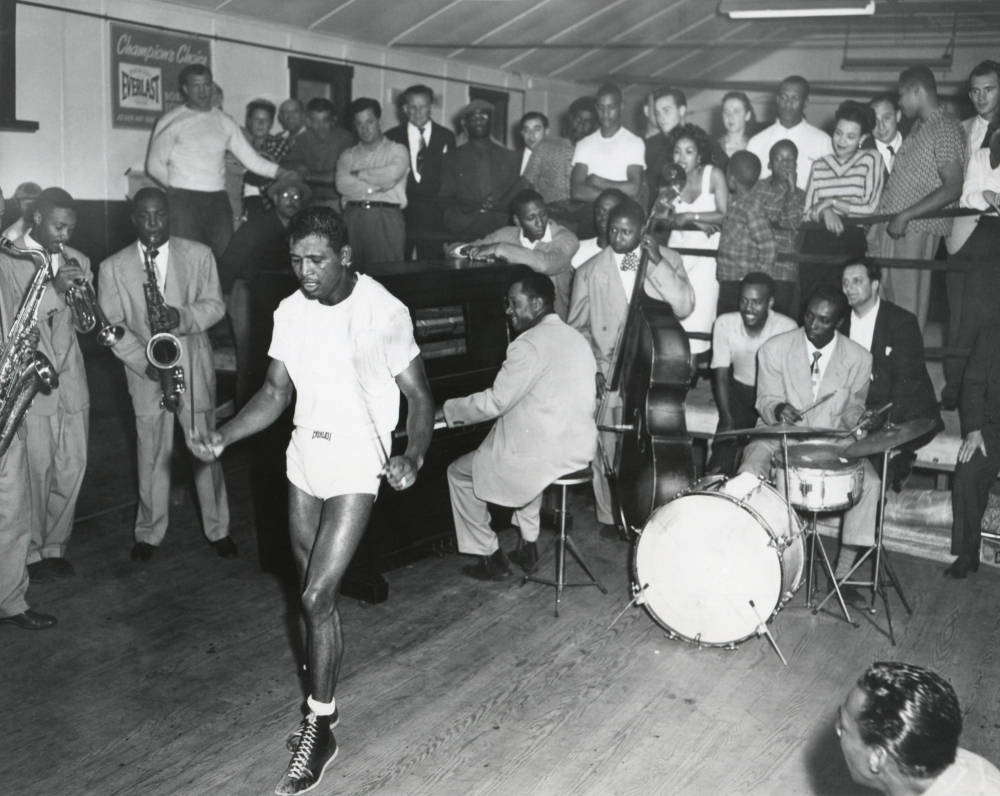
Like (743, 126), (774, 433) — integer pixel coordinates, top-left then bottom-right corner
(286, 426), (389, 500)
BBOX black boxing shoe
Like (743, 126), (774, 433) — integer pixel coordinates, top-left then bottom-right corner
(286, 707), (339, 753)
(274, 713), (338, 795)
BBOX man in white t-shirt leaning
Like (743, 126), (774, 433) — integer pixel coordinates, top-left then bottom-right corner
(708, 272), (797, 475)
(190, 207), (433, 796)
(747, 75), (832, 190)
(571, 83), (645, 204)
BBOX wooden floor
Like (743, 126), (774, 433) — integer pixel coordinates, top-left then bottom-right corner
(3, 417), (1000, 796)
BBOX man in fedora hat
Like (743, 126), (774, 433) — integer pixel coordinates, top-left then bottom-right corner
(439, 98), (525, 241)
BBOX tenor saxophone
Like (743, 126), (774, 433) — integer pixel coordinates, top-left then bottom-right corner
(0, 242), (60, 456)
(142, 251), (185, 413)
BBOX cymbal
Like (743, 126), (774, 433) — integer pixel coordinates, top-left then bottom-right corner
(842, 417), (940, 458)
(714, 423), (841, 439)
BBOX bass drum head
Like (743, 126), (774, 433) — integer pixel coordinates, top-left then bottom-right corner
(633, 492), (783, 646)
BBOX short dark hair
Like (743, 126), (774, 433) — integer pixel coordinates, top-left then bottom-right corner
(855, 662), (961, 780)
(34, 187), (75, 217)
(246, 98), (276, 123)
(845, 258), (882, 283)
(779, 75), (810, 99)
(835, 100), (875, 137)
(178, 63), (211, 93)
(401, 84), (434, 104)
(806, 284), (848, 320)
(350, 97), (381, 119)
(672, 123), (713, 167)
(727, 150), (762, 190)
(899, 65), (937, 96)
(740, 271), (775, 297)
(969, 60), (1000, 85)
(607, 198), (645, 228)
(511, 269), (555, 309)
(306, 97), (336, 116)
(769, 138), (798, 162)
(869, 93), (899, 112)
(132, 187), (167, 207)
(653, 87), (687, 107)
(511, 188), (545, 217)
(288, 206), (348, 250)
(520, 111), (549, 129)
(595, 82), (622, 104)
(595, 188), (628, 207)
(569, 97), (597, 117)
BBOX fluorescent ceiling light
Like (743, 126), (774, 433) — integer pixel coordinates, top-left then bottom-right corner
(720, 0), (875, 18)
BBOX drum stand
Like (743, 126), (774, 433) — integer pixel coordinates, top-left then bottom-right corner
(817, 447), (913, 644)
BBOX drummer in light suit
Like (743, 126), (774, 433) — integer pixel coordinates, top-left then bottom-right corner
(739, 285), (879, 584)
(97, 187), (232, 562)
(442, 270), (598, 581)
(568, 199), (694, 538)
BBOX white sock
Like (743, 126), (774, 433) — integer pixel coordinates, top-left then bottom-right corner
(306, 695), (336, 716)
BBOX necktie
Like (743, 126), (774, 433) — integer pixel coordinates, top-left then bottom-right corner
(415, 126), (427, 179)
(810, 350), (822, 397)
(620, 250), (640, 272)
(981, 124), (994, 150)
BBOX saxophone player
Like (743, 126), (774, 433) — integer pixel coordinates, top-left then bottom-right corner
(0, 249), (57, 629)
(12, 188), (90, 584)
(97, 187), (233, 562)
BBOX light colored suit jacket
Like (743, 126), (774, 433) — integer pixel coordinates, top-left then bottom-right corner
(755, 328), (872, 429)
(6, 238), (91, 416)
(567, 244), (695, 378)
(98, 237), (225, 417)
(444, 313), (597, 506)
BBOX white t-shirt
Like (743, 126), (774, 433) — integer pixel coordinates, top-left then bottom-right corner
(923, 748), (1000, 796)
(747, 119), (833, 189)
(572, 126), (645, 181)
(849, 298), (880, 353)
(269, 273), (420, 436)
(711, 310), (797, 386)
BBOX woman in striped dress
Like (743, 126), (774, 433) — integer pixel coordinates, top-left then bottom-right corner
(800, 101), (884, 300)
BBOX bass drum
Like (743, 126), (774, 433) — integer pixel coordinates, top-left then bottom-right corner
(633, 473), (804, 647)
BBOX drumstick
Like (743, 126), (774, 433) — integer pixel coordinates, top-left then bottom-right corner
(799, 391), (835, 417)
(839, 401), (894, 438)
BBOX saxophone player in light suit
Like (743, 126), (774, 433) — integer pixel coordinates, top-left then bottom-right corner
(14, 188), (91, 583)
(97, 187), (233, 562)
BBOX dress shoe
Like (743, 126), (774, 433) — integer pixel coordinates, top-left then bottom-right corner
(0, 609), (57, 630)
(939, 385), (959, 412)
(46, 557), (75, 578)
(211, 536), (238, 559)
(462, 548), (513, 581)
(130, 542), (156, 562)
(943, 556), (972, 579)
(27, 559), (59, 583)
(509, 541), (539, 574)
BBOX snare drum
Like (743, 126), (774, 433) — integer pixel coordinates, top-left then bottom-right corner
(633, 473), (804, 647)
(774, 441), (864, 512)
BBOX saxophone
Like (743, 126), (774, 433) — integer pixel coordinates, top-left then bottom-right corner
(0, 242), (60, 456)
(142, 249), (185, 413)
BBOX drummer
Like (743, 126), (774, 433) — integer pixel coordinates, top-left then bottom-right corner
(739, 286), (880, 587)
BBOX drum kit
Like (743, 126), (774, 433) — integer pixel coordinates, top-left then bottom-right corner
(620, 416), (936, 661)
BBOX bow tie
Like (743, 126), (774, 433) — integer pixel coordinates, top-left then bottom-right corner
(620, 251), (640, 272)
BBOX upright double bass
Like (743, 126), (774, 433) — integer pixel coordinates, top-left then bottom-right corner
(601, 178), (696, 535)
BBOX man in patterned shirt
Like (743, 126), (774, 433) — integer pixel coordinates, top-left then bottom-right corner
(868, 66), (965, 331)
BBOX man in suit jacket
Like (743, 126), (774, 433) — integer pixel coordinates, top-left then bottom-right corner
(0, 254), (57, 629)
(740, 286), (879, 583)
(11, 188), (90, 584)
(386, 85), (457, 260)
(842, 261), (942, 487)
(442, 271), (597, 580)
(567, 199), (694, 537)
(947, 325), (1000, 578)
(439, 99), (524, 242)
(446, 189), (578, 320)
(98, 188), (232, 562)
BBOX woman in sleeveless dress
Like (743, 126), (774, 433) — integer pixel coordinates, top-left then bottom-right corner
(667, 123), (728, 357)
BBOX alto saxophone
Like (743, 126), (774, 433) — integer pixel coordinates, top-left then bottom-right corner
(142, 250), (185, 413)
(0, 242), (60, 456)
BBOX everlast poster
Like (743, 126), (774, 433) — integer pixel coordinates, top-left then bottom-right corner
(111, 23), (212, 129)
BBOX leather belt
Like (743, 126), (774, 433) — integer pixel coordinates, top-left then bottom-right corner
(345, 201), (400, 209)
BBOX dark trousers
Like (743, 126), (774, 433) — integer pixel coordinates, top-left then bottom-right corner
(167, 188), (234, 262)
(708, 377), (757, 475)
(717, 279), (798, 320)
(943, 218), (1000, 394)
(951, 441), (1000, 560)
(344, 205), (406, 266)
